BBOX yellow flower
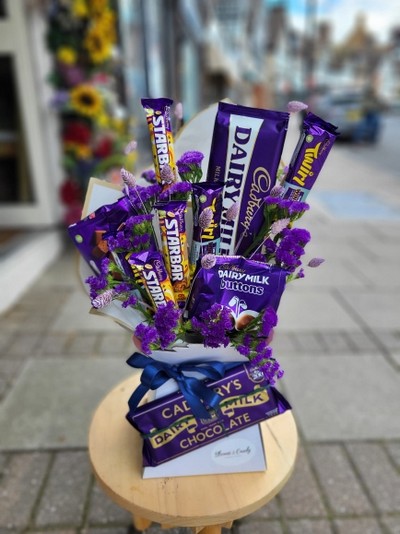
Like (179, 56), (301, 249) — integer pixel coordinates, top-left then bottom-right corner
(84, 24), (112, 64)
(64, 142), (92, 160)
(95, 9), (117, 43)
(88, 0), (109, 16)
(70, 84), (103, 118)
(96, 112), (110, 128)
(72, 0), (89, 18)
(57, 47), (77, 65)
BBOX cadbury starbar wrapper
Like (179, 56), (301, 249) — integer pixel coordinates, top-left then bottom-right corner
(207, 102), (289, 256)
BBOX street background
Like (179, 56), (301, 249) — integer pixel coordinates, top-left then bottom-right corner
(1, 1), (400, 533)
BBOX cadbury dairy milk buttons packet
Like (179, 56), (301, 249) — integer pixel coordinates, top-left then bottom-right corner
(206, 102), (289, 256)
(282, 112), (339, 202)
(186, 255), (287, 329)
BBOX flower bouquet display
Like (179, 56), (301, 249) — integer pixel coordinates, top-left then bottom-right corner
(69, 98), (338, 476)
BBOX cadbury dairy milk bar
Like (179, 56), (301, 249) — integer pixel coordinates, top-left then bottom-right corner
(207, 102), (289, 255)
(127, 361), (291, 466)
(282, 112), (338, 202)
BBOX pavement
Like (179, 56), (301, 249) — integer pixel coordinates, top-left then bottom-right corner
(0, 115), (400, 534)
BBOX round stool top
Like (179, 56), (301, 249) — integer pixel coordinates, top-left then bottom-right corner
(89, 373), (298, 528)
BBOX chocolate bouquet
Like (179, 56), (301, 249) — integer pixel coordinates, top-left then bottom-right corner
(69, 98), (338, 470)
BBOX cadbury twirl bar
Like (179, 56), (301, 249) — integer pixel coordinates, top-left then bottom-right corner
(128, 251), (176, 309)
(141, 98), (177, 186)
(207, 102), (289, 256)
(190, 182), (223, 274)
(155, 200), (190, 307)
(186, 255), (287, 330)
(282, 112), (338, 202)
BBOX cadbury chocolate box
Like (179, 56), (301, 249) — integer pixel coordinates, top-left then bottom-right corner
(126, 362), (291, 467)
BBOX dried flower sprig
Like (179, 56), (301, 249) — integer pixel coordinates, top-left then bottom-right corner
(176, 151), (204, 183)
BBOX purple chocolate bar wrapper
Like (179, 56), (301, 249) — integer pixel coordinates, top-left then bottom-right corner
(190, 182), (223, 270)
(68, 196), (137, 274)
(186, 255), (287, 330)
(127, 362), (291, 466)
(207, 102), (289, 255)
(282, 112), (338, 202)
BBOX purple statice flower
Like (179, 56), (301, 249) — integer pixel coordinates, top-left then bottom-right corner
(264, 238), (277, 255)
(295, 268), (305, 279)
(270, 184), (284, 197)
(288, 227), (311, 245)
(85, 274), (108, 299)
(252, 252), (266, 263)
(158, 181), (192, 201)
(308, 257), (325, 268)
(128, 183), (162, 212)
(258, 359), (284, 385)
(264, 195), (281, 206)
(199, 207), (213, 229)
(122, 293), (138, 308)
(287, 100), (308, 113)
(176, 151), (204, 174)
(91, 289), (115, 309)
(160, 164), (176, 184)
(113, 282), (131, 295)
(154, 301), (182, 349)
(124, 139), (137, 155)
(225, 202), (239, 222)
(201, 254), (216, 269)
(270, 218), (290, 237)
(237, 333), (253, 357)
(287, 201), (310, 215)
(260, 307), (278, 337)
(141, 168), (157, 184)
(191, 304), (233, 348)
(134, 323), (159, 355)
(50, 90), (70, 110)
(106, 232), (131, 252)
(121, 168), (136, 188)
(174, 102), (183, 121)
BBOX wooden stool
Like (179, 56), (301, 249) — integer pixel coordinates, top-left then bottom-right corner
(88, 373), (298, 534)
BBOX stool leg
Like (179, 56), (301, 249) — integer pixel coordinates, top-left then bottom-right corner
(132, 514), (152, 531)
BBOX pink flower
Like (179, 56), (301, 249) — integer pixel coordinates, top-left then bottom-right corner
(225, 202), (239, 222)
(308, 257), (325, 268)
(124, 139), (137, 155)
(287, 101), (308, 113)
(120, 168), (136, 188)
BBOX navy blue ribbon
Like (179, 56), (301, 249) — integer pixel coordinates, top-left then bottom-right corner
(126, 352), (238, 420)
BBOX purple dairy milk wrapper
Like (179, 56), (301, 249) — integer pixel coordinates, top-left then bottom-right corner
(282, 112), (338, 202)
(186, 255), (287, 330)
(127, 362), (291, 466)
(207, 102), (289, 255)
(68, 196), (137, 274)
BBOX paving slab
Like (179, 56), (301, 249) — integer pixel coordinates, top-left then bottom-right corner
(49, 291), (121, 333)
(0, 358), (133, 450)
(336, 288), (400, 330)
(278, 353), (400, 440)
(277, 289), (363, 332)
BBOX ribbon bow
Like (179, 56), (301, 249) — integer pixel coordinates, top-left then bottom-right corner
(126, 352), (237, 420)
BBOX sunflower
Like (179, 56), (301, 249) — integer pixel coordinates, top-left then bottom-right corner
(88, 0), (109, 16)
(72, 0), (89, 18)
(95, 9), (117, 44)
(70, 84), (103, 118)
(84, 24), (112, 64)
